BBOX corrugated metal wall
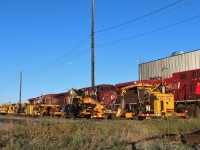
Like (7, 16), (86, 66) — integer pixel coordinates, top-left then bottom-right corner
(139, 50), (200, 80)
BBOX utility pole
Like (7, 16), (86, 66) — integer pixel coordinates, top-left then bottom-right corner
(19, 70), (22, 104)
(91, 0), (95, 95)
(18, 70), (22, 114)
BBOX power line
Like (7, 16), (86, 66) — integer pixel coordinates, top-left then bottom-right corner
(0, 73), (19, 90)
(19, 0), (191, 78)
(24, 35), (90, 74)
(96, 14), (200, 47)
(95, 0), (197, 38)
(95, 0), (184, 33)
(24, 13), (200, 77)
(24, 47), (90, 78)
(14, 1), (197, 78)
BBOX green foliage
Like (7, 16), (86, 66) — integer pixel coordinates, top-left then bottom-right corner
(0, 117), (199, 149)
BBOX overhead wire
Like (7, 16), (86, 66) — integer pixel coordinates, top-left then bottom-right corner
(24, 13), (200, 78)
(95, 0), (197, 38)
(96, 14), (200, 47)
(24, 47), (91, 78)
(0, 73), (20, 90)
(22, 0), (193, 78)
(20, 0), (198, 77)
(24, 14), (200, 77)
(95, 0), (184, 34)
(24, 35), (90, 74)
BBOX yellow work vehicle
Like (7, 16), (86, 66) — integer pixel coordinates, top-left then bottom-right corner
(49, 105), (64, 117)
(64, 89), (106, 119)
(137, 84), (175, 119)
(38, 104), (63, 116)
(81, 97), (106, 119)
(26, 105), (40, 116)
(116, 86), (136, 119)
(7, 105), (15, 115)
(32, 94), (63, 117)
(15, 103), (29, 116)
(138, 83), (185, 119)
(0, 103), (16, 115)
(116, 83), (181, 120)
(0, 104), (8, 115)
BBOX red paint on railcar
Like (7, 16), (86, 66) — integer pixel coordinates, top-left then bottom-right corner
(83, 84), (117, 107)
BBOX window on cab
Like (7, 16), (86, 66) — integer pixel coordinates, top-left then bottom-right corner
(100, 86), (110, 91)
(180, 73), (186, 80)
(110, 86), (116, 91)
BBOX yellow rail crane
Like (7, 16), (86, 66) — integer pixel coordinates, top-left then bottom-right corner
(7, 105), (15, 115)
(15, 103), (29, 116)
(34, 95), (63, 117)
(0, 103), (16, 115)
(25, 104), (40, 116)
(137, 83), (175, 120)
(116, 83), (186, 120)
(38, 103), (63, 117)
(0, 104), (9, 115)
(65, 89), (106, 119)
(116, 87), (135, 119)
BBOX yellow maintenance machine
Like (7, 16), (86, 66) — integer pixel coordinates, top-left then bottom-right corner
(32, 95), (63, 117)
(136, 83), (175, 119)
(116, 83), (180, 119)
(38, 103), (63, 117)
(7, 104), (15, 115)
(25, 105), (40, 116)
(64, 89), (106, 119)
(15, 103), (29, 116)
(116, 87), (135, 119)
(0, 103), (18, 115)
(0, 104), (9, 115)
(8, 105), (16, 115)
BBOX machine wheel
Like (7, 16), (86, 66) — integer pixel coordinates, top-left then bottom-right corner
(176, 104), (186, 113)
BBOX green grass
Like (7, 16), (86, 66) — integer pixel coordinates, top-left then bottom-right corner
(0, 116), (199, 150)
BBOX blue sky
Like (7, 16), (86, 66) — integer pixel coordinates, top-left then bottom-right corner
(0, 0), (199, 104)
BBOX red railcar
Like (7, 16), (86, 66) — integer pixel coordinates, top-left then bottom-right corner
(169, 69), (200, 102)
(29, 98), (38, 105)
(83, 84), (117, 108)
(28, 94), (57, 105)
(28, 84), (117, 109)
(54, 92), (68, 107)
